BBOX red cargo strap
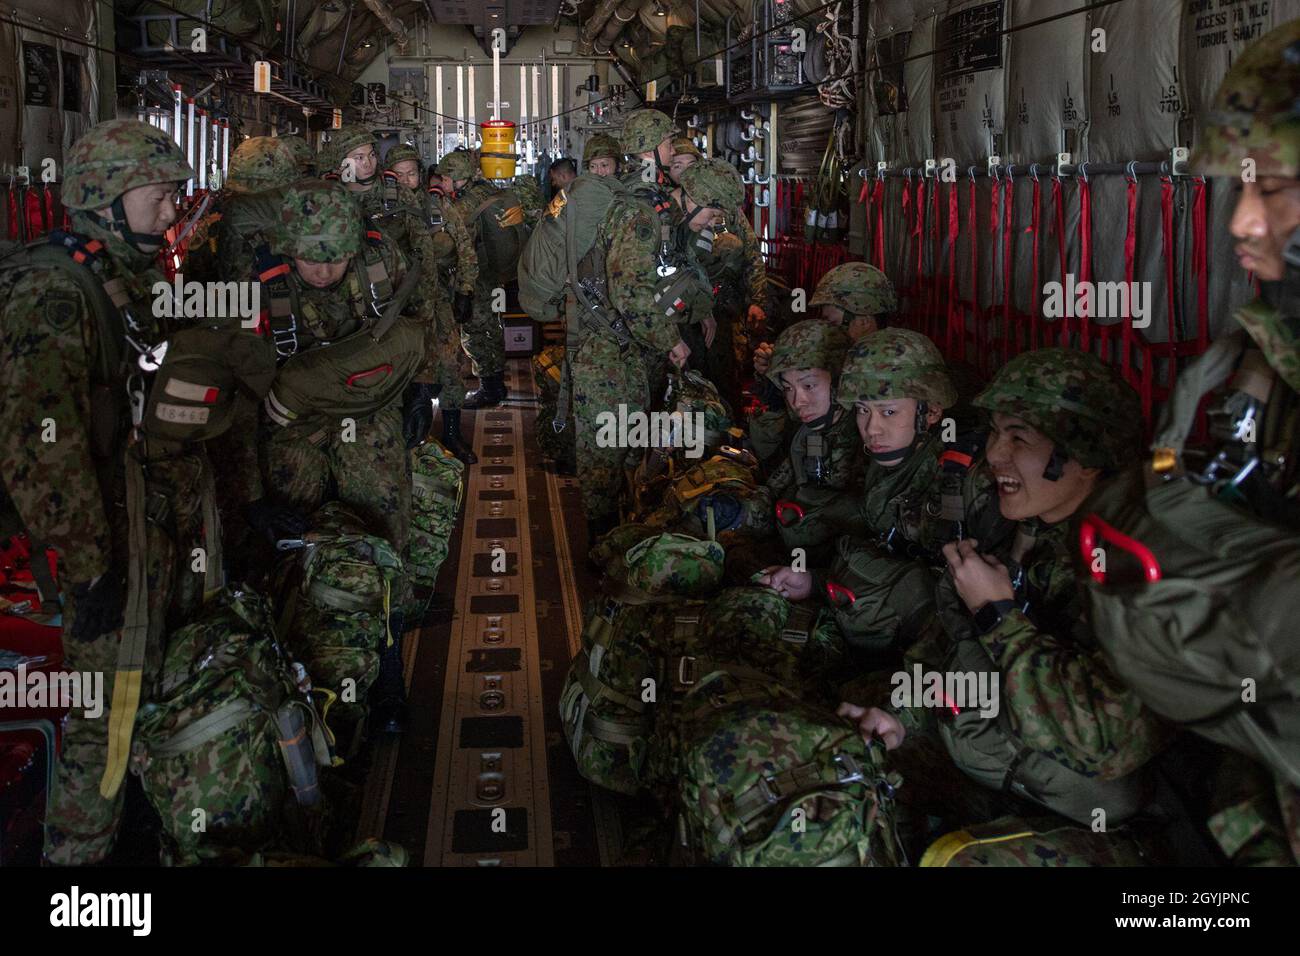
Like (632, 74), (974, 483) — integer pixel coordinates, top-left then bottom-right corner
(1122, 172), (1139, 379)
(346, 364), (393, 387)
(42, 184), (54, 233)
(1001, 176), (1013, 364)
(7, 185), (18, 240)
(1079, 513), (1162, 585)
(968, 174), (979, 360)
(1052, 176), (1068, 345)
(858, 175), (870, 206)
(24, 188), (42, 239)
(825, 580), (856, 607)
(1192, 176), (1209, 354)
(1078, 177), (1093, 350)
(947, 181), (960, 356)
(873, 178), (886, 270)
(1027, 175), (1042, 350)
(1160, 176), (1177, 380)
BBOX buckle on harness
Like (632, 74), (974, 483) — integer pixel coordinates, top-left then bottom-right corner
(677, 656), (698, 686)
(368, 283), (392, 319)
(831, 752), (865, 786)
(273, 314), (299, 359)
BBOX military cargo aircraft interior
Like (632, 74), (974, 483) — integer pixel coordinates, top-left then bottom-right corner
(0, 0), (1296, 925)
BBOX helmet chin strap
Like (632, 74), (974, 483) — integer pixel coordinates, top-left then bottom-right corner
(106, 196), (166, 252)
(1042, 445), (1068, 481)
(866, 400), (930, 464)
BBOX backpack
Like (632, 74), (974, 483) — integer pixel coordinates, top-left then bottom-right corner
(131, 588), (331, 865)
(408, 438), (465, 588)
(1083, 468), (1300, 790)
(461, 180), (530, 286)
(275, 502), (405, 752)
(517, 173), (627, 320)
(676, 699), (906, 866)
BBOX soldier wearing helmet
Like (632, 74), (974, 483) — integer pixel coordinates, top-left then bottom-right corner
(706, 321), (862, 576)
(619, 108), (679, 188)
(667, 136), (702, 185)
(279, 133), (316, 177)
(233, 178), (431, 734)
(832, 347), (1172, 867)
(756, 330), (1006, 659)
(385, 144), (480, 465)
(431, 148), (528, 409)
(673, 157), (769, 408)
(0, 119), (276, 864)
(584, 133), (622, 177)
(1084, 20), (1300, 867)
(185, 136), (300, 284)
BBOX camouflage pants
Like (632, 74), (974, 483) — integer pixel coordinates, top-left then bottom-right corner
(572, 333), (649, 525)
(429, 294), (465, 412)
(460, 283), (504, 378)
(533, 345), (575, 468)
(261, 403), (411, 557)
(44, 455), (208, 865)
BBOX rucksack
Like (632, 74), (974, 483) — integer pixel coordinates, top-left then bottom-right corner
(407, 438), (464, 588)
(1083, 468), (1300, 790)
(517, 173), (627, 320)
(676, 699), (906, 866)
(275, 502), (404, 753)
(131, 588), (331, 865)
(461, 180), (530, 286)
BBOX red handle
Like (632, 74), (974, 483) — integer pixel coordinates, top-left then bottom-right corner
(774, 499), (805, 526)
(346, 364), (393, 388)
(825, 580), (856, 606)
(1079, 513), (1162, 584)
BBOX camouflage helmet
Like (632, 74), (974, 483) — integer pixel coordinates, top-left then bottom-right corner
(679, 159), (744, 211)
(671, 136), (703, 158)
(584, 133), (622, 163)
(225, 136), (298, 194)
(766, 320), (852, 388)
(269, 178), (362, 262)
(974, 348), (1142, 471)
(620, 109), (677, 154)
(385, 144), (422, 171)
(808, 262), (898, 320)
(278, 134), (315, 173)
(432, 150), (478, 181)
(1191, 20), (1300, 178)
(63, 118), (193, 210)
(320, 123), (376, 172)
(837, 329), (957, 409)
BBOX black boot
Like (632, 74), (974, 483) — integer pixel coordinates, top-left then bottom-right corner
(441, 408), (478, 465)
(372, 610), (409, 735)
(463, 373), (506, 409)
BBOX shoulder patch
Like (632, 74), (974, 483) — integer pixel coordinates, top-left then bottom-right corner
(633, 213), (655, 243)
(43, 290), (81, 332)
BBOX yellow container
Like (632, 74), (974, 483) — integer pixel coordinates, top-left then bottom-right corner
(480, 120), (517, 179)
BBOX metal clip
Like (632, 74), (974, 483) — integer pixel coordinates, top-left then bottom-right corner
(276, 538), (306, 551)
(832, 752), (865, 785)
(127, 377), (146, 428)
(1125, 160), (1139, 183)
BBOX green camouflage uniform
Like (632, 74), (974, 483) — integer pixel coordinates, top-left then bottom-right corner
(251, 180), (419, 559)
(443, 158), (508, 381)
(512, 172), (544, 228)
(886, 349), (1172, 867)
(1086, 20), (1300, 866)
(0, 120), (269, 864)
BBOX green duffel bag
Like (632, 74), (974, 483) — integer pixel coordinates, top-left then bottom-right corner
(408, 438), (465, 587)
(132, 588), (325, 866)
(677, 700), (906, 867)
(278, 502), (404, 739)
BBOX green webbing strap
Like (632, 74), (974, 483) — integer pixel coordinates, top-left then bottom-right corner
(583, 710), (647, 746)
(368, 259), (423, 342)
(100, 453), (151, 799)
(306, 578), (375, 614)
(780, 604), (817, 645)
(199, 458), (224, 598)
(411, 471), (461, 509)
(147, 698), (257, 759)
(725, 756), (860, 842)
(575, 651), (645, 714)
(676, 655), (776, 692)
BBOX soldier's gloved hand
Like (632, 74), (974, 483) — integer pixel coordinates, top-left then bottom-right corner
(403, 382), (438, 449)
(836, 702), (906, 751)
(454, 291), (473, 326)
(668, 340), (691, 369)
(69, 574), (126, 643)
(696, 494), (743, 531)
(245, 498), (310, 546)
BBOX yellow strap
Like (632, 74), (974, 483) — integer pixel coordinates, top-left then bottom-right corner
(919, 826), (1036, 868)
(383, 578), (393, 648)
(100, 453), (151, 798)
